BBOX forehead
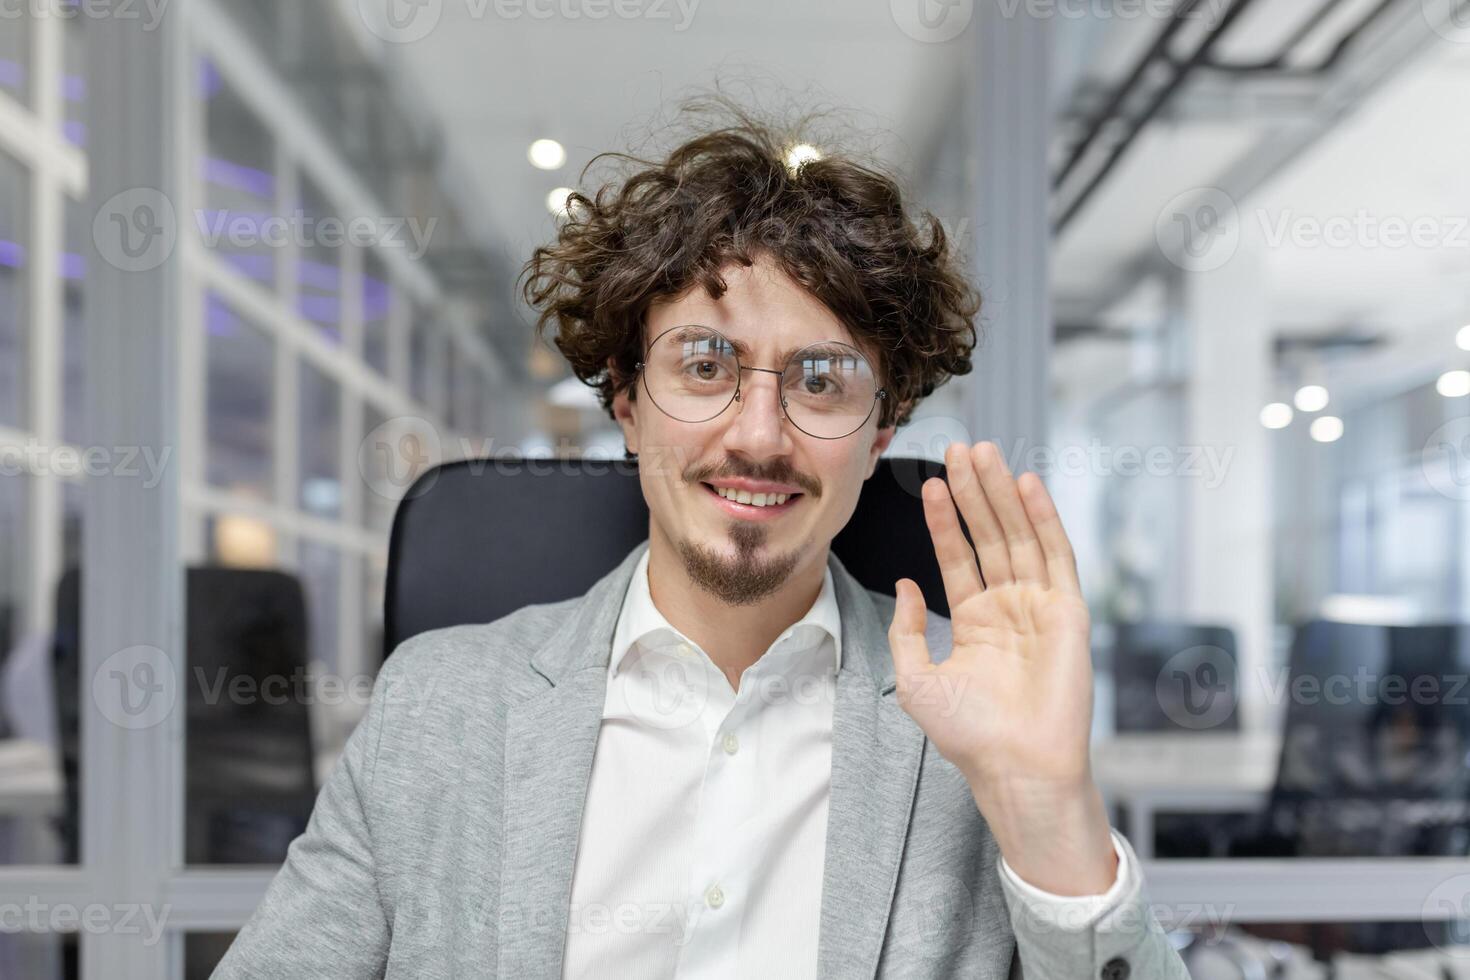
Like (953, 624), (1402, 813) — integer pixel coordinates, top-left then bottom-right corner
(644, 256), (860, 353)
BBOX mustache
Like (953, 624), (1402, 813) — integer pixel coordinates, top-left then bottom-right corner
(685, 458), (822, 499)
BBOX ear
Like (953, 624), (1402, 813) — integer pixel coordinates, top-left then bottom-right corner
(864, 424), (896, 480)
(610, 362), (639, 456)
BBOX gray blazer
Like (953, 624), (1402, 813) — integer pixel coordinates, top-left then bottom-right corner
(215, 541), (1189, 980)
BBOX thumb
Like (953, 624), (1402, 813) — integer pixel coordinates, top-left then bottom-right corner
(888, 578), (933, 680)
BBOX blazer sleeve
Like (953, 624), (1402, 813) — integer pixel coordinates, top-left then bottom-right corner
(997, 833), (1191, 980)
(211, 656), (403, 979)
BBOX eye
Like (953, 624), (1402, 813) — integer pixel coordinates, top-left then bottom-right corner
(685, 358), (727, 382)
(795, 371), (843, 396)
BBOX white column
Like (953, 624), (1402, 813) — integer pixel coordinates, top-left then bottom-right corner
(83, 4), (188, 978)
(1181, 224), (1275, 733)
(25, 7), (63, 639)
(962, 4), (1052, 457)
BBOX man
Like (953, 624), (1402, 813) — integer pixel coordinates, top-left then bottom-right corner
(216, 106), (1189, 978)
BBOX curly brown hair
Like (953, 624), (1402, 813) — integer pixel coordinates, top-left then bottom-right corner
(518, 95), (980, 430)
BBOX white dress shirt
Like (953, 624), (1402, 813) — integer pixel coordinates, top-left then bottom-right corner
(562, 549), (1131, 979)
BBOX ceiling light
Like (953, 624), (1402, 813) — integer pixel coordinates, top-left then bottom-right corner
(1457, 324), (1470, 351)
(1294, 384), (1330, 413)
(1259, 402), (1293, 429)
(528, 139), (566, 170)
(546, 187), (575, 218)
(1309, 416), (1343, 443)
(1437, 369), (1470, 398)
(785, 143), (821, 174)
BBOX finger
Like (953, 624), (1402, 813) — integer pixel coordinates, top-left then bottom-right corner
(1018, 471), (1081, 595)
(920, 477), (984, 609)
(888, 578), (934, 680)
(972, 441), (1049, 586)
(943, 442), (1012, 588)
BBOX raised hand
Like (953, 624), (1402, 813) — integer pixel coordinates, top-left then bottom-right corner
(887, 441), (1117, 896)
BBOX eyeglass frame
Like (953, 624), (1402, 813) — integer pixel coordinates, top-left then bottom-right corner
(631, 323), (889, 440)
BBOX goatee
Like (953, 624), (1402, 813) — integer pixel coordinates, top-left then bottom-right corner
(676, 521), (802, 605)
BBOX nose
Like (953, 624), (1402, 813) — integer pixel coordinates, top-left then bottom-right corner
(721, 368), (793, 459)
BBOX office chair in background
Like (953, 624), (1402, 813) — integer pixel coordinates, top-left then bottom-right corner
(384, 455), (955, 655)
(1226, 618), (1470, 960)
(1111, 620), (1240, 734)
(53, 568), (318, 865)
(1233, 619), (1470, 859)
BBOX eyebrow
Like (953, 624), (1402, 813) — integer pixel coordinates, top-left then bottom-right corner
(670, 325), (854, 365)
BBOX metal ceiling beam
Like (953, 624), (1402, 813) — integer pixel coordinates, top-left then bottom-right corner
(1054, 0), (1464, 325)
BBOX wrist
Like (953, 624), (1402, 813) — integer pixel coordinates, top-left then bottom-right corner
(970, 774), (1117, 896)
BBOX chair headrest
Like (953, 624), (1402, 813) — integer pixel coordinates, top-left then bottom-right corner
(384, 455), (955, 655)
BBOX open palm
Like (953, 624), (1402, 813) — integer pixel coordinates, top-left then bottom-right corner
(888, 441), (1095, 794)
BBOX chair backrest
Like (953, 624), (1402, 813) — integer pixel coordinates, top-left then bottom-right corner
(1264, 619), (1470, 856)
(385, 455), (954, 655)
(1110, 621), (1240, 733)
(53, 567), (317, 864)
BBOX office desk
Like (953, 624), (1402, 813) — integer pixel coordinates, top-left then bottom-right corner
(1092, 732), (1281, 858)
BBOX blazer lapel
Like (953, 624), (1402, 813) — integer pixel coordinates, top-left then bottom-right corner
(496, 542), (649, 980)
(816, 556), (928, 980)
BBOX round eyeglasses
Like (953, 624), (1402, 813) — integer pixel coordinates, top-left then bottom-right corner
(633, 324), (887, 440)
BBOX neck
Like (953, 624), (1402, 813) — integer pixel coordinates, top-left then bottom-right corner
(644, 529), (828, 691)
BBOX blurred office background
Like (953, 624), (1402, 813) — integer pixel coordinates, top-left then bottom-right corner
(3, 0), (1470, 977)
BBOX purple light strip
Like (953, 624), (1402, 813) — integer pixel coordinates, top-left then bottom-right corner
(201, 157), (275, 200)
(205, 294), (239, 337)
(0, 59), (24, 90)
(198, 57), (221, 100)
(0, 240), (27, 269)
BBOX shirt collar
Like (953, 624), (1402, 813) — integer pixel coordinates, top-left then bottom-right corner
(608, 548), (842, 677)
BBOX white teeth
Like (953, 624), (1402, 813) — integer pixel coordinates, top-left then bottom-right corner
(713, 486), (793, 507)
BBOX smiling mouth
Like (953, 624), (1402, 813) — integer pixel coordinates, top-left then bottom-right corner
(700, 482), (803, 510)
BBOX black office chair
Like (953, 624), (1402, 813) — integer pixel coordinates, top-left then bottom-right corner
(1234, 619), (1470, 859)
(53, 567), (318, 864)
(1110, 621), (1240, 734)
(385, 455), (955, 654)
(1227, 619), (1470, 959)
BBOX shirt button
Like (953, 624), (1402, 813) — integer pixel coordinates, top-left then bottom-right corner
(722, 733), (740, 755)
(705, 884), (725, 909)
(1100, 957), (1130, 980)
(676, 643), (694, 658)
